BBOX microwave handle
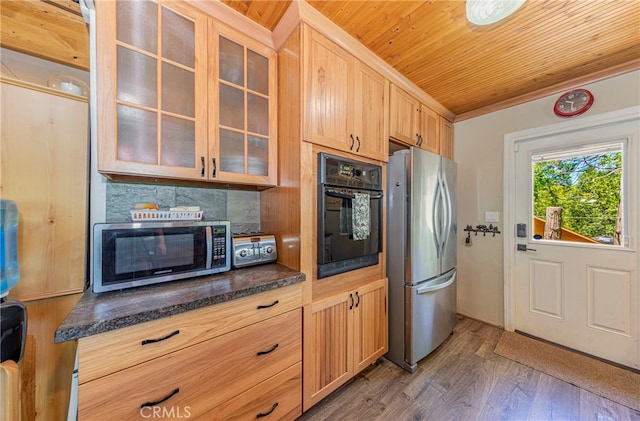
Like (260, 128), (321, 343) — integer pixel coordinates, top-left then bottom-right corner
(325, 189), (383, 200)
(206, 226), (213, 269)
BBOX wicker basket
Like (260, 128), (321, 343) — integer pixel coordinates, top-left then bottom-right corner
(130, 210), (203, 221)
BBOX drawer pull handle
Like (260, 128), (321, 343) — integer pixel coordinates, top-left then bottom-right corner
(257, 300), (279, 309)
(140, 387), (180, 408)
(141, 330), (180, 346)
(257, 343), (279, 356)
(256, 402), (278, 418)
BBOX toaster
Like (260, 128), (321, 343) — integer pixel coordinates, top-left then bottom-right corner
(232, 234), (277, 268)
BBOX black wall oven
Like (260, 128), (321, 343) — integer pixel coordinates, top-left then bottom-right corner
(318, 153), (383, 279)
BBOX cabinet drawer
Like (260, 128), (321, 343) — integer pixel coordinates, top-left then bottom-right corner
(78, 309), (301, 420)
(78, 283), (302, 384)
(199, 362), (302, 421)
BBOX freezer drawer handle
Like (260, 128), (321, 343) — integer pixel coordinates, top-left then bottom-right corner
(140, 387), (180, 408)
(141, 330), (180, 346)
(416, 272), (456, 295)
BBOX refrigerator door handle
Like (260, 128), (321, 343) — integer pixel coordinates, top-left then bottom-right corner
(432, 176), (442, 257)
(440, 174), (452, 254)
(416, 271), (456, 294)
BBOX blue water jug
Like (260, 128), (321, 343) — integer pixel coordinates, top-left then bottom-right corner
(0, 199), (20, 298)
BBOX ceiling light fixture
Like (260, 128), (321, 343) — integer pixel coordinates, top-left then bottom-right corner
(466, 0), (526, 25)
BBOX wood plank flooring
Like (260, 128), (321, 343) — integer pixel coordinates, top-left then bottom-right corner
(298, 316), (640, 421)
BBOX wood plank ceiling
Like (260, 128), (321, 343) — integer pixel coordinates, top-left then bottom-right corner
(222, 0), (640, 119)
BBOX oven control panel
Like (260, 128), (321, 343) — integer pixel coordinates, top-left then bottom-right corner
(232, 234), (277, 268)
(320, 153), (382, 190)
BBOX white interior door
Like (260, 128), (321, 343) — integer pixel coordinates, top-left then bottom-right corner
(509, 111), (639, 369)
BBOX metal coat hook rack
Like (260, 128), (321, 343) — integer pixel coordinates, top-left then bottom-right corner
(464, 224), (501, 237)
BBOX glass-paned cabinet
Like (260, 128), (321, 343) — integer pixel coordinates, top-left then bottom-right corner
(98, 1), (208, 180)
(212, 26), (276, 184)
(97, 0), (277, 186)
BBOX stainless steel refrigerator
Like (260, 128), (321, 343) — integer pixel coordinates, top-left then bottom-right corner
(386, 147), (457, 372)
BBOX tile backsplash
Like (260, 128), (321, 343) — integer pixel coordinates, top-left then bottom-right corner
(105, 181), (260, 233)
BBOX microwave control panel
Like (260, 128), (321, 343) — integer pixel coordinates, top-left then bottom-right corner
(211, 225), (229, 268)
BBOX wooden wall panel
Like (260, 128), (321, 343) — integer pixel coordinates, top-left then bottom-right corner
(23, 293), (83, 421)
(1, 79), (88, 301)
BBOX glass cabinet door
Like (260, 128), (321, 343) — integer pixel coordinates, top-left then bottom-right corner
(99, 1), (207, 178)
(214, 28), (276, 184)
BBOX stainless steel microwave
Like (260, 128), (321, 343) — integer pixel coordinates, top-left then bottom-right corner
(92, 220), (231, 293)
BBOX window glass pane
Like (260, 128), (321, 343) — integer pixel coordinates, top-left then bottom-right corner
(531, 143), (624, 246)
(117, 0), (157, 53)
(219, 83), (244, 130)
(219, 128), (245, 174)
(117, 46), (157, 108)
(162, 6), (195, 68)
(247, 93), (268, 135)
(219, 36), (244, 86)
(117, 105), (157, 164)
(248, 135), (268, 176)
(162, 63), (194, 117)
(161, 115), (195, 168)
(247, 49), (268, 95)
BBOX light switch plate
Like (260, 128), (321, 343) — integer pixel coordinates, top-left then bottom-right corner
(485, 211), (499, 222)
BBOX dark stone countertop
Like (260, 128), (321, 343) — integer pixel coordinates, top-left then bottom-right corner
(54, 263), (305, 343)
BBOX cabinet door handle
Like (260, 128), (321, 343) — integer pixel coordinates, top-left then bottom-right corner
(257, 343), (279, 356)
(416, 133), (420, 146)
(257, 300), (279, 309)
(350, 134), (355, 150)
(212, 157), (217, 178)
(349, 293), (354, 310)
(140, 387), (180, 408)
(200, 156), (205, 177)
(355, 291), (361, 308)
(256, 402), (278, 418)
(141, 330), (180, 346)
(356, 136), (361, 152)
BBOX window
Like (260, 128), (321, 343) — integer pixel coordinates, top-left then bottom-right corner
(531, 141), (626, 246)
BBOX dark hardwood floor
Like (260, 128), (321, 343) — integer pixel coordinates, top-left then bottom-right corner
(299, 316), (640, 421)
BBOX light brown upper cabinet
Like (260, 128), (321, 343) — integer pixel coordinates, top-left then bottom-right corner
(210, 25), (277, 185)
(439, 116), (454, 160)
(96, 0), (277, 186)
(389, 84), (440, 155)
(303, 26), (388, 162)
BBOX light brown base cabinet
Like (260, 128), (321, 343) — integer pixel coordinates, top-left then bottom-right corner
(303, 278), (388, 410)
(77, 285), (302, 420)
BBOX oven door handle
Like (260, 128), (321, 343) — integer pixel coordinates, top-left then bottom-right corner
(325, 189), (383, 200)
